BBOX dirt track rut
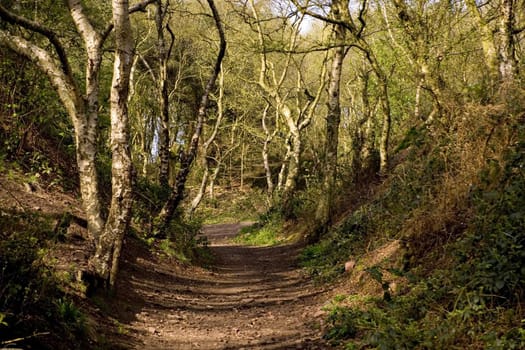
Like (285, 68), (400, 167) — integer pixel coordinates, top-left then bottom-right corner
(116, 223), (329, 349)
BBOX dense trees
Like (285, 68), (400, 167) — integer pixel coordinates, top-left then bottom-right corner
(1, 0), (523, 299)
(1, 0), (524, 347)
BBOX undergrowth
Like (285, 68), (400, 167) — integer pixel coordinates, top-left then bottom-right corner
(195, 189), (266, 224)
(152, 213), (214, 266)
(0, 211), (89, 349)
(233, 209), (284, 246)
(302, 114), (525, 348)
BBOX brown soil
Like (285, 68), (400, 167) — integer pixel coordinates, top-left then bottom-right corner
(1, 172), (397, 349)
(113, 223), (331, 349)
(1, 173), (334, 349)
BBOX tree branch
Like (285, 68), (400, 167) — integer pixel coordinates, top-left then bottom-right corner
(290, 0), (357, 34)
(101, 0), (157, 46)
(0, 29), (82, 123)
(0, 4), (73, 77)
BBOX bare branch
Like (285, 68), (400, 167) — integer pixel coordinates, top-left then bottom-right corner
(289, 0), (357, 34)
(0, 4), (73, 77)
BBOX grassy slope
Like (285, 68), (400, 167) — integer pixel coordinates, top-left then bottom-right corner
(300, 111), (525, 349)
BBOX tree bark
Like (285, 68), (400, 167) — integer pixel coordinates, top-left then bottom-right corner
(0, 3), (105, 240)
(67, 0), (107, 240)
(499, 0), (517, 84)
(156, 0), (173, 188)
(261, 103), (275, 197)
(314, 0), (347, 234)
(89, 0), (134, 288)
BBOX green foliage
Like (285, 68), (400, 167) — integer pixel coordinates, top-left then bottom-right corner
(0, 212), (88, 348)
(132, 176), (170, 234)
(162, 214), (211, 264)
(233, 208), (283, 246)
(197, 189), (266, 224)
(234, 224), (281, 246)
(316, 129), (525, 349)
(0, 50), (77, 190)
(55, 298), (86, 333)
(454, 138), (525, 302)
(300, 208), (370, 282)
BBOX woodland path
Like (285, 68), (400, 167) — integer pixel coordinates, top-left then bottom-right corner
(114, 223), (331, 349)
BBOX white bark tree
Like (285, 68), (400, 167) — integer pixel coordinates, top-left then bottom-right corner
(89, 0), (135, 288)
(249, 0), (326, 218)
(0, 0), (154, 289)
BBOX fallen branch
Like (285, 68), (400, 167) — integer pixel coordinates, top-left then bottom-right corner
(1, 332), (50, 345)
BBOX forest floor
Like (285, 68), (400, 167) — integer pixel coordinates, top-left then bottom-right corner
(0, 173), (335, 349)
(112, 222), (332, 349)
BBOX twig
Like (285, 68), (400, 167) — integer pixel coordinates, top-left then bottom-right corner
(1, 332), (50, 345)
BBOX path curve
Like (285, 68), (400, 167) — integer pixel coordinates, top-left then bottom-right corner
(115, 223), (329, 349)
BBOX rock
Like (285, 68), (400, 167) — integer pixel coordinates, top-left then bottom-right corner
(389, 281), (398, 295)
(24, 182), (37, 192)
(344, 260), (356, 272)
(147, 326), (157, 334)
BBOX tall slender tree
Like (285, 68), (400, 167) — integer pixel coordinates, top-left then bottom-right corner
(89, 0), (135, 289)
(155, 0), (226, 232)
(312, 0), (348, 238)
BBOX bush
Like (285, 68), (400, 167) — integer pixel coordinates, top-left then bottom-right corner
(454, 138), (525, 302)
(300, 208), (370, 282)
(160, 214), (210, 264)
(318, 133), (525, 349)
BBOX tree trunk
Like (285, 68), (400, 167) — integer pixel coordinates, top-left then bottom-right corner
(0, 3), (107, 241)
(189, 159), (211, 216)
(378, 74), (391, 176)
(156, 0), (172, 188)
(67, 0), (107, 239)
(261, 103), (275, 197)
(499, 0), (517, 84)
(90, 0), (134, 288)
(281, 130), (301, 219)
(208, 162), (221, 199)
(155, 0), (226, 232)
(277, 139), (291, 192)
(314, 3), (346, 234)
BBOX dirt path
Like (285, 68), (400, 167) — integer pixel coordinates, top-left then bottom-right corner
(115, 223), (330, 349)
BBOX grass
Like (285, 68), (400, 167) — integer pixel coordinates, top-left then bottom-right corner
(234, 225), (282, 246)
(233, 221), (284, 246)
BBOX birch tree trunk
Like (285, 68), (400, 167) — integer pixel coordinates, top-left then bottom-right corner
(0, 3), (105, 240)
(261, 103), (276, 197)
(499, 0), (518, 84)
(89, 0), (134, 288)
(67, 0), (108, 240)
(1, 0), (155, 289)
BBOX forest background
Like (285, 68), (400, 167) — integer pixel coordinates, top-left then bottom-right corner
(0, 0), (524, 348)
